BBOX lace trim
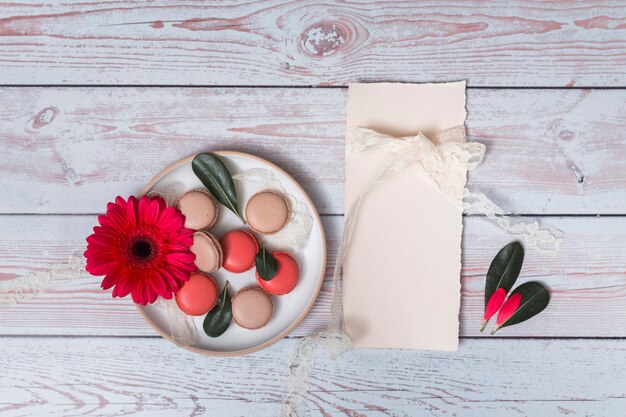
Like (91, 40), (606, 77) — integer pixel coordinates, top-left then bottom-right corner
(463, 186), (564, 252)
(348, 127), (484, 206)
(0, 254), (85, 307)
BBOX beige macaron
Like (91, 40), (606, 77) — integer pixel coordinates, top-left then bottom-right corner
(191, 231), (223, 273)
(245, 190), (290, 235)
(231, 287), (274, 330)
(175, 189), (219, 230)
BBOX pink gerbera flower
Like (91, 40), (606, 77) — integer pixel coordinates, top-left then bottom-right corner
(84, 195), (196, 305)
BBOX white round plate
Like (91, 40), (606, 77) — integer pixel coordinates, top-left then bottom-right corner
(138, 151), (326, 356)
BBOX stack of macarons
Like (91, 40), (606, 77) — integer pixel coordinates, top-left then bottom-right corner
(172, 188), (300, 332)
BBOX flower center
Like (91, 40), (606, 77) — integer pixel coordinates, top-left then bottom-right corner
(130, 238), (155, 262)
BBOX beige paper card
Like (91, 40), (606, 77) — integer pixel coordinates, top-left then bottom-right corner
(343, 82), (467, 351)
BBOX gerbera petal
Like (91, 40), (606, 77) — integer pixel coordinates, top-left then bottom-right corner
(108, 204), (130, 228)
(166, 252), (196, 265)
(140, 279), (155, 305)
(98, 212), (125, 231)
(100, 272), (119, 290)
(131, 283), (143, 304)
(158, 211), (184, 233)
(85, 243), (114, 256)
(177, 226), (194, 237)
(115, 196), (127, 208)
(166, 242), (190, 251)
(112, 274), (137, 298)
(168, 265), (192, 282)
(86, 259), (118, 276)
(138, 196), (160, 226)
(84, 249), (119, 270)
(90, 226), (121, 242)
(153, 196), (167, 212)
(86, 233), (116, 247)
(149, 275), (171, 299)
(166, 251), (196, 264)
(159, 269), (180, 292)
(125, 196), (138, 226)
(156, 207), (180, 231)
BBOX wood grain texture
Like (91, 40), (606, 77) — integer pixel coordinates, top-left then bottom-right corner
(1, 1), (626, 86)
(2, 87), (626, 215)
(1, 336), (624, 417)
(1, 214), (624, 338)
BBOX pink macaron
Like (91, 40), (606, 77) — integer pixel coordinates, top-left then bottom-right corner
(220, 230), (259, 273)
(256, 251), (299, 295)
(175, 272), (219, 316)
(231, 287), (274, 330)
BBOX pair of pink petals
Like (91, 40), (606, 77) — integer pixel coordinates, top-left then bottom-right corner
(481, 288), (522, 334)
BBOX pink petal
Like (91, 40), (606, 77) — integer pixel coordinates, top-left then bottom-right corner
(86, 259), (118, 276)
(156, 206), (181, 231)
(112, 275), (137, 298)
(159, 269), (180, 292)
(167, 251), (195, 263)
(131, 284), (143, 304)
(86, 233), (116, 247)
(168, 266), (191, 282)
(496, 292), (523, 326)
(149, 276), (170, 299)
(484, 288), (507, 321)
(138, 196), (159, 226)
(147, 284), (158, 304)
(126, 196), (139, 226)
(101, 272), (119, 290)
(153, 196), (167, 212)
(115, 196), (128, 208)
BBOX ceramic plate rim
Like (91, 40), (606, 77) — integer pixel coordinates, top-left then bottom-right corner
(136, 151), (326, 357)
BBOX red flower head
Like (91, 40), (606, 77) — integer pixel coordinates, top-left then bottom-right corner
(85, 195), (196, 305)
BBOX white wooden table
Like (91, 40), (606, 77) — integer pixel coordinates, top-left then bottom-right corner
(1, 2), (626, 416)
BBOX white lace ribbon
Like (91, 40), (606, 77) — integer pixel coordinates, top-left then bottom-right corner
(0, 254), (85, 307)
(463, 186), (564, 251)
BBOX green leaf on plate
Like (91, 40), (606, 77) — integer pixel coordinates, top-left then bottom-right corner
(492, 281), (550, 334)
(203, 282), (232, 338)
(192, 152), (245, 224)
(256, 246), (278, 281)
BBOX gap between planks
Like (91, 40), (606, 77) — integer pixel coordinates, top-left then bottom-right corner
(2, 85), (626, 90)
(0, 334), (624, 340)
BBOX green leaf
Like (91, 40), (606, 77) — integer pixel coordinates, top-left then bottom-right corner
(203, 282), (232, 338)
(492, 281), (550, 334)
(192, 153), (245, 224)
(485, 241), (524, 307)
(256, 246), (278, 281)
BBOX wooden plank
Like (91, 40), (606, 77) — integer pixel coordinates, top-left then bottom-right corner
(0, 336), (624, 416)
(2, 87), (626, 215)
(1, 1), (626, 87)
(1, 215), (625, 338)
